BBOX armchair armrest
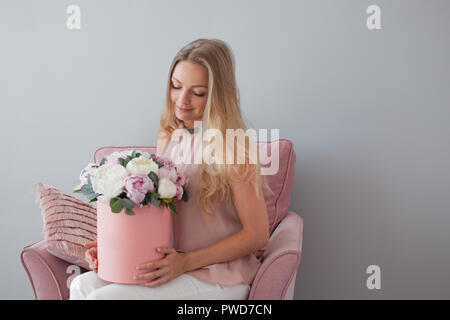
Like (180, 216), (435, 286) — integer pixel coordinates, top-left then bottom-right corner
(248, 211), (303, 300)
(21, 240), (88, 300)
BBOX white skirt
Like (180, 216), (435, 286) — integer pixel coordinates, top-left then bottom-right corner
(69, 271), (250, 300)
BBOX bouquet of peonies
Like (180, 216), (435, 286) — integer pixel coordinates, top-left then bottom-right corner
(74, 149), (189, 215)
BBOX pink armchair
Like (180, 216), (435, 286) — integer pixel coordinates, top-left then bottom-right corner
(21, 139), (303, 300)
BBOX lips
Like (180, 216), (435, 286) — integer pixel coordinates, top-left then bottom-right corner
(177, 105), (192, 112)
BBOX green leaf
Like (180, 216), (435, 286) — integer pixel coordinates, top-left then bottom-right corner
(151, 193), (161, 207)
(181, 190), (188, 202)
(125, 208), (135, 216)
(86, 192), (100, 201)
(148, 171), (159, 187)
(168, 202), (178, 215)
(110, 198), (124, 213)
(122, 198), (136, 209)
(144, 192), (152, 204)
(123, 156), (132, 167)
(81, 181), (94, 195)
(73, 189), (81, 193)
(131, 150), (136, 158)
(99, 158), (106, 166)
(81, 183), (94, 195)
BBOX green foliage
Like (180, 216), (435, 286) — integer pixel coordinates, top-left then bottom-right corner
(122, 198), (136, 216)
(151, 193), (161, 207)
(148, 171), (159, 187)
(110, 197), (124, 213)
(79, 174), (99, 203)
(167, 202), (178, 215)
(86, 192), (100, 202)
(181, 190), (188, 202)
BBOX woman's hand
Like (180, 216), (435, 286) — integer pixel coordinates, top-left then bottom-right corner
(84, 241), (98, 272)
(134, 247), (187, 287)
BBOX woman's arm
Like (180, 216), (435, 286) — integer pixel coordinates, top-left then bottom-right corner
(135, 166), (270, 286)
(183, 170), (270, 272)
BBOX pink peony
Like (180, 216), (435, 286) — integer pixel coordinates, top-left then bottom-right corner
(175, 183), (184, 201)
(155, 156), (175, 169)
(105, 152), (122, 166)
(158, 166), (178, 183)
(124, 174), (154, 205)
(176, 171), (188, 187)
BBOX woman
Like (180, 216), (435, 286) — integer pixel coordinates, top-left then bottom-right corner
(70, 38), (271, 300)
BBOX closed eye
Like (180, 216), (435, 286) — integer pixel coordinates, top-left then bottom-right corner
(171, 84), (205, 97)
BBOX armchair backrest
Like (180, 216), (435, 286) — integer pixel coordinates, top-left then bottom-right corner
(94, 139), (296, 234)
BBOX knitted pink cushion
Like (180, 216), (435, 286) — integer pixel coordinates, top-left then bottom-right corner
(34, 183), (97, 270)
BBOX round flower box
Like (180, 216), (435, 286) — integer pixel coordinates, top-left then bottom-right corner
(96, 201), (171, 284)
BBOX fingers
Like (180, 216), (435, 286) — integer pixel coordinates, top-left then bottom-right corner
(136, 260), (164, 270)
(157, 247), (176, 254)
(88, 249), (97, 261)
(90, 258), (98, 272)
(143, 274), (170, 287)
(84, 247), (98, 272)
(134, 266), (168, 281)
(136, 247), (175, 270)
(84, 241), (97, 249)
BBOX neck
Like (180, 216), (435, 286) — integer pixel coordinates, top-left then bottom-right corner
(183, 121), (193, 129)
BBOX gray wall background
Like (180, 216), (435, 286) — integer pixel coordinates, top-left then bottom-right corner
(1, 0), (449, 299)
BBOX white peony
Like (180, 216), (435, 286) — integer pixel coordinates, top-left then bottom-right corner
(92, 164), (128, 204)
(158, 166), (178, 183)
(126, 156), (159, 175)
(133, 150), (150, 158)
(157, 178), (177, 199)
(140, 151), (151, 158)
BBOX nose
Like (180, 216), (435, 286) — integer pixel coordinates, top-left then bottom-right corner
(176, 89), (190, 106)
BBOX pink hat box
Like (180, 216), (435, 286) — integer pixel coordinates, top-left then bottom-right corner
(96, 201), (171, 284)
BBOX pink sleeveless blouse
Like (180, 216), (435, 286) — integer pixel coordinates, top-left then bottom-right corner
(157, 125), (262, 286)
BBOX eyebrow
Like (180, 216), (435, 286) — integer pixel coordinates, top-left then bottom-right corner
(172, 76), (208, 88)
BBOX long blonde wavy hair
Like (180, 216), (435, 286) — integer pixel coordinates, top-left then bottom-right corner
(158, 39), (272, 217)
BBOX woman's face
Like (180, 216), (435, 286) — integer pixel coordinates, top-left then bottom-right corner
(170, 60), (209, 128)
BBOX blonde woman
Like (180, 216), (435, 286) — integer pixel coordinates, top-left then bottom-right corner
(70, 39), (271, 300)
